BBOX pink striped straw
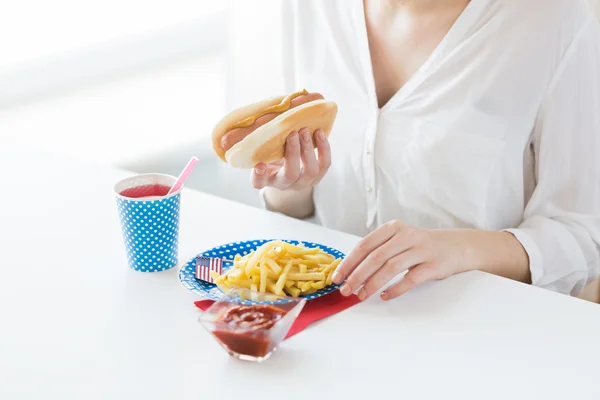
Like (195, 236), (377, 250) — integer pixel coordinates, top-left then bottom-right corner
(167, 156), (199, 195)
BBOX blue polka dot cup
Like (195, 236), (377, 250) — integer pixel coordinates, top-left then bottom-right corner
(114, 173), (181, 272)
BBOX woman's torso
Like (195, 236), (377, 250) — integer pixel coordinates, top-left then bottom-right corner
(283, 0), (590, 236)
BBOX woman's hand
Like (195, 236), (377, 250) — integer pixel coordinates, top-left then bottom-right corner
(331, 220), (531, 301)
(251, 127), (331, 191)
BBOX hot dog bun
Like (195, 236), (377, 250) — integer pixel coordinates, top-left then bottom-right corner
(212, 91), (338, 169)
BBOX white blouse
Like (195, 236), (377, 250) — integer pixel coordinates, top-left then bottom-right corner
(277, 0), (600, 295)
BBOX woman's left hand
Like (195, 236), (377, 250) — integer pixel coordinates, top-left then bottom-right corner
(331, 220), (467, 301)
(331, 220), (531, 301)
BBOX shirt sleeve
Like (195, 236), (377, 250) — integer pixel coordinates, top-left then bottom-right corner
(504, 20), (600, 296)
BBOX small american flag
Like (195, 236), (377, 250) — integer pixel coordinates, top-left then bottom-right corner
(195, 256), (223, 284)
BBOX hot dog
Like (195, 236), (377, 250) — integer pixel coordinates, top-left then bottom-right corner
(220, 92), (325, 152)
(211, 89), (338, 169)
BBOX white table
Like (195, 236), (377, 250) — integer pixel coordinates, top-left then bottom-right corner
(1, 144), (600, 400)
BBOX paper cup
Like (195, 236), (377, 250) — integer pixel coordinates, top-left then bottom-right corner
(114, 173), (181, 272)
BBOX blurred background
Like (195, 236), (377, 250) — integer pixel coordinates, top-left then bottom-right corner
(0, 0), (287, 208)
(1, 0), (599, 209)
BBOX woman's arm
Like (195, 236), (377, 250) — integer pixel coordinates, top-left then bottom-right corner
(431, 229), (531, 284)
(330, 221), (533, 301)
(502, 20), (600, 295)
(263, 187), (314, 219)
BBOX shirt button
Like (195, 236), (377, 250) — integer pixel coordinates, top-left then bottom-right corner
(366, 187), (373, 193)
(366, 150), (371, 155)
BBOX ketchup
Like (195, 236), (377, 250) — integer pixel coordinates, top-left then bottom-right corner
(212, 305), (287, 358)
(119, 184), (171, 199)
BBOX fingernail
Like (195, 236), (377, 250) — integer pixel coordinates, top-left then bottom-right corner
(300, 130), (310, 141)
(316, 129), (325, 141)
(340, 284), (351, 296)
(331, 271), (341, 284)
(288, 132), (299, 145)
(254, 165), (265, 176)
(357, 289), (367, 301)
(380, 291), (389, 301)
(299, 127), (310, 135)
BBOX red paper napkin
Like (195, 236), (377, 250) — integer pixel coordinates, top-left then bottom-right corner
(194, 291), (360, 339)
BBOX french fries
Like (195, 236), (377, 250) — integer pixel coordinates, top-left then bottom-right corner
(211, 240), (342, 297)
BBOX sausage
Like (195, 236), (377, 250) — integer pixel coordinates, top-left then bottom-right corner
(220, 92), (324, 152)
(289, 92), (325, 108)
(220, 113), (279, 152)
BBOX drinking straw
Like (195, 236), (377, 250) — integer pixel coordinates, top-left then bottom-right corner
(167, 156), (199, 195)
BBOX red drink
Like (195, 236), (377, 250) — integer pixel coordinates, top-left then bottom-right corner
(119, 184), (171, 199)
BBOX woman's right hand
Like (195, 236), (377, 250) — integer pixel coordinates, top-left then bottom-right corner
(251, 127), (331, 191)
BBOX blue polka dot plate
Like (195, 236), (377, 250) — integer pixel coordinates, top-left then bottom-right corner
(179, 239), (344, 301)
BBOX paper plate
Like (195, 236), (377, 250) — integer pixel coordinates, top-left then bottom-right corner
(179, 239), (344, 301)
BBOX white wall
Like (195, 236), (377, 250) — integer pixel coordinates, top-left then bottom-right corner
(0, 0), (225, 68)
(225, 0), (286, 110)
(0, 55), (225, 164)
(0, 1), (230, 176)
(0, 1), (226, 108)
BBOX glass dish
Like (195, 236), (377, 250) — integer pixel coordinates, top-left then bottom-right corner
(198, 288), (306, 362)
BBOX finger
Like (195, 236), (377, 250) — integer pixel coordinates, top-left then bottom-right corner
(381, 264), (437, 300)
(275, 131), (301, 188)
(265, 160), (284, 174)
(313, 129), (331, 185)
(343, 233), (414, 296)
(251, 163), (270, 189)
(357, 249), (423, 301)
(334, 221), (405, 291)
(292, 127), (319, 189)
